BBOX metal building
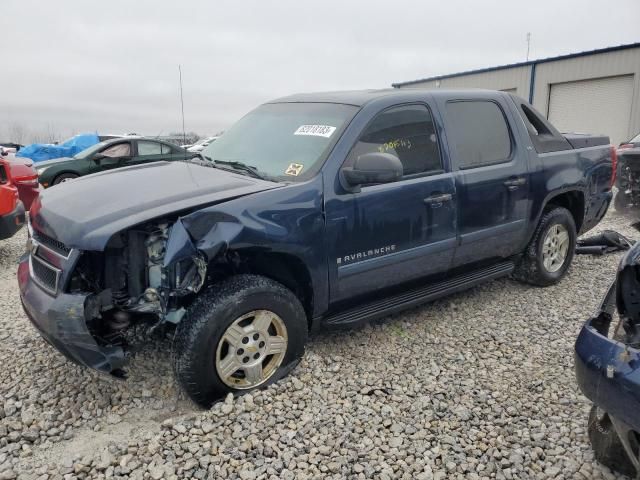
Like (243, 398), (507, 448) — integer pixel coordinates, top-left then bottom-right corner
(392, 43), (640, 145)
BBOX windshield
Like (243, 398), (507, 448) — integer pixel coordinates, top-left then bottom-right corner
(631, 133), (640, 143)
(73, 140), (111, 159)
(201, 102), (357, 181)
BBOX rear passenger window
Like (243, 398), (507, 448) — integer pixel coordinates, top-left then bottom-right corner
(446, 101), (512, 169)
(138, 141), (163, 156)
(345, 104), (442, 178)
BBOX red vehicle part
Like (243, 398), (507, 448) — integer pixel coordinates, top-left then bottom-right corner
(0, 162), (25, 240)
(1, 154), (40, 210)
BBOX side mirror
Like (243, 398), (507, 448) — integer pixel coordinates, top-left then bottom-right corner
(93, 153), (106, 164)
(341, 152), (403, 190)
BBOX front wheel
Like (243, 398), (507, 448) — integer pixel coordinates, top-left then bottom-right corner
(172, 274), (308, 407)
(513, 206), (576, 286)
(52, 173), (79, 185)
(588, 406), (636, 477)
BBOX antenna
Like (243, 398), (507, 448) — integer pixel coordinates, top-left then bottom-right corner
(178, 65), (187, 154)
(526, 32), (531, 61)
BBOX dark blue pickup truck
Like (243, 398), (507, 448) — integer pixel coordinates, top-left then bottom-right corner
(19, 89), (614, 406)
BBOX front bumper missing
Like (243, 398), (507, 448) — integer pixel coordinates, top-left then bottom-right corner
(18, 256), (126, 375)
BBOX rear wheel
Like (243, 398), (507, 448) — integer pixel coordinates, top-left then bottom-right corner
(172, 274), (307, 407)
(52, 173), (79, 185)
(588, 406), (637, 477)
(513, 207), (576, 286)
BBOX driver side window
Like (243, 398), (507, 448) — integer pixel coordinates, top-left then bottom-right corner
(101, 143), (131, 158)
(345, 104), (442, 179)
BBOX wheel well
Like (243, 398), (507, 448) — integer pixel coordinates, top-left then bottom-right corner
(545, 191), (585, 232)
(233, 252), (314, 326)
(52, 171), (79, 183)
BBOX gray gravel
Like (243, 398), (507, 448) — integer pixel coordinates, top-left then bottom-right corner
(0, 210), (637, 479)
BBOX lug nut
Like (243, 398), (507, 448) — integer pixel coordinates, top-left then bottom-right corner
(237, 348), (244, 355)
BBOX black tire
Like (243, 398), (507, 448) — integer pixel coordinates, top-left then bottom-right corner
(172, 274), (308, 407)
(52, 173), (79, 185)
(588, 406), (637, 477)
(614, 191), (631, 213)
(512, 206), (576, 287)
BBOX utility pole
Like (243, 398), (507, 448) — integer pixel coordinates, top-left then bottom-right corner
(178, 65), (186, 147)
(526, 33), (531, 61)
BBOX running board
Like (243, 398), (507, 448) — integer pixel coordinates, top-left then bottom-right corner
(323, 260), (515, 328)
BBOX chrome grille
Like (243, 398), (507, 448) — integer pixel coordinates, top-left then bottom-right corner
(30, 255), (60, 295)
(32, 230), (71, 257)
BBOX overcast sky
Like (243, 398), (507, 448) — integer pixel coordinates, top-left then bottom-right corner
(1, 0), (639, 142)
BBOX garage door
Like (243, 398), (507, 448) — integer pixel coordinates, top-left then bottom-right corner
(548, 75), (634, 145)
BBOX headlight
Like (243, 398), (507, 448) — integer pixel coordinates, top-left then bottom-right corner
(36, 167), (48, 175)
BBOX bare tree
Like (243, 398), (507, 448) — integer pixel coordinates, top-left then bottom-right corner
(8, 122), (28, 144)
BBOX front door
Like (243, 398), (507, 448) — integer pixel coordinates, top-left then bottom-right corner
(437, 96), (530, 266)
(325, 103), (457, 303)
(89, 141), (133, 173)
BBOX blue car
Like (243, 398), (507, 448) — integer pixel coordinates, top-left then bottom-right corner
(575, 240), (640, 477)
(20, 89), (614, 407)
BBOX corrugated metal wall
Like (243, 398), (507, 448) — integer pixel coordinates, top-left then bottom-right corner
(396, 47), (640, 142)
(533, 48), (640, 140)
(400, 65), (532, 99)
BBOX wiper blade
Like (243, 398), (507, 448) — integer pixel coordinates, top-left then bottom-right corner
(213, 160), (270, 181)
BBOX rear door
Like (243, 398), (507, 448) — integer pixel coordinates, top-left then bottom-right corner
(325, 102), (457, 302)
(130, 140), (179, 165)
(436, 95), (530, 266)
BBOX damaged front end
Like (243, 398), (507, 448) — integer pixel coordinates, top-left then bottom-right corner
(19, 217), (210, 377)
(575, 243), (640, 471)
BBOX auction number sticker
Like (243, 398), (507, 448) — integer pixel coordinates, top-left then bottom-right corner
(285, 163), (304, 176)
(294, 125), (336, 138)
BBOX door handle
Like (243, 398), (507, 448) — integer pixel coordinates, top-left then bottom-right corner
(424, 193), (453, 207)
(504, 177), (526, 191)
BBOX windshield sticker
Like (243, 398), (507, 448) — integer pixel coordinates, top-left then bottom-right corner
(294, 125), (336, 138)
(285, 163), (304, 176)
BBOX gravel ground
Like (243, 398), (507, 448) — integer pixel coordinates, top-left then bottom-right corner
(0, 210), (638, 480)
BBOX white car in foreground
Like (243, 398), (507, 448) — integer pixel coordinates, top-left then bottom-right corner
(187, 136), (218, 153)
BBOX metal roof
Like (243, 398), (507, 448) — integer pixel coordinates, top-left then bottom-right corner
(392, 42), (640, 88)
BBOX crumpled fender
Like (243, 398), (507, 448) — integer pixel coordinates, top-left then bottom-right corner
(164, 216), (244, 267)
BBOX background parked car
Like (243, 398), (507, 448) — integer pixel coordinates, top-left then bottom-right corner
(16, 133), (102, 162)
(575, 234), (640, 478)
(0, 142), (23, 154)
(0, 160), (25, 240)
(614, 133), (640, 212)
(0, 153), (40, 210)
(187, 136), (218, 153)
(618, 131), (640, 152)
(36, 136), (193, 187)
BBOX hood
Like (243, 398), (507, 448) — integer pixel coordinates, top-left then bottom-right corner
(34, 157), (75, 168)
(31, 160), (281, 251)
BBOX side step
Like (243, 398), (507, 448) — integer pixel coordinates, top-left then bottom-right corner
(323, 260), (515, 328)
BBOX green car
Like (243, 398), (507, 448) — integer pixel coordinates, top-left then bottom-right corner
(36, 137), (192, 187)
